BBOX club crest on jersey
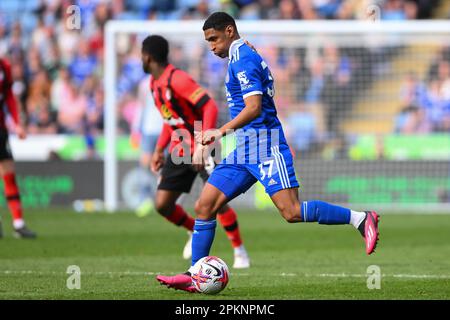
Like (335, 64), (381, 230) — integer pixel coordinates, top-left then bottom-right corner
(237, 71), (253, 90)
(161, 104), (173, 119)
(237, 71), (249, 85)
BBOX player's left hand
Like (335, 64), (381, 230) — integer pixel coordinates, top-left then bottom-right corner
(16, 124), (27, 140)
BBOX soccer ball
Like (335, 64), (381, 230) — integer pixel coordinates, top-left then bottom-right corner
(191, 256), (229, 294)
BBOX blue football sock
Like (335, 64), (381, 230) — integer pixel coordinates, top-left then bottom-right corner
(191, 219), (217, 266)
(301, 200), (350, 225)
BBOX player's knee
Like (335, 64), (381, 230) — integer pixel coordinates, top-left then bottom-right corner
(194, 199), (215, 220)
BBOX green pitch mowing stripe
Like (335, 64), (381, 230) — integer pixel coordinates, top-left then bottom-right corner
(0, 209), (449, 299)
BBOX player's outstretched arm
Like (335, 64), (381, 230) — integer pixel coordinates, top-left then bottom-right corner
(221, 94), (262, 132)
(201, 94), (262, 145)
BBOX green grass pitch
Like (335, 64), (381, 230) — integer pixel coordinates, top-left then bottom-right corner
(0, 209), (449, 299)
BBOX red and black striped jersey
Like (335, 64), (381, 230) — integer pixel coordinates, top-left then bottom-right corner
(150, 64), (214, 153)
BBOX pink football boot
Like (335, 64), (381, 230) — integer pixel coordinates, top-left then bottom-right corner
(156, 273), (198, 293)
(363, 211), (380, 255)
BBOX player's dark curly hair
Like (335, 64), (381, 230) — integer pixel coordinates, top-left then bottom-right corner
(141, 35), (169, 64)
(202, 12), (237, 32)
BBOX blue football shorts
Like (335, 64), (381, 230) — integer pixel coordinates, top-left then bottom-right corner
(208, 143), (299, 200)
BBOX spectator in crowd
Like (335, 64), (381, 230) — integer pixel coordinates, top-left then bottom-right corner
(181, 0), (212, 19)
(381, 0), (418, 20)
(27, 106), (58, 134)
(51, 67), (72, 116)
(259, 0), (280, 19)
(7, 22), (27, 63)
(57, 17), (81, 66)
(321, 44), (353, 136)
(69, 39), (98, 86)
(425, 60), (450, 132)
(10, 63), (27, 109)
(117, 44), (145, 98)
(118, 92), (139, 134)
(303, 58), (327, 139)
(395, 72), (431, 133)
(298, 0), (345, 20)
(285, 104), (318, 153)
(400, 72), (427, 107)
(26, 70), (52, 133)
(57, 84), (88, 134)
(0, 23), (9, 56)
(81, 75), (103, 137)
(278, 0), (302, 19)
(395, 104), (431, 134)
(31, 17), (53, 62)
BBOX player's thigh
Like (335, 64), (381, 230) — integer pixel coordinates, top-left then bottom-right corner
(247, 144), (299, 197)
(195, 182), (230, 220)
(270, 188), (302, 223)
(198, 159), (231, 214)
(157, 155), (198, 193)
(207, 163), (257, 203)
(197, 164), (256, 219)
(154, 189), (183, 216)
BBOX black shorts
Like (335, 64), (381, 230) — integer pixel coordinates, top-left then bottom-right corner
(157, 154), (211, 193)
(0, 129), (13, 161)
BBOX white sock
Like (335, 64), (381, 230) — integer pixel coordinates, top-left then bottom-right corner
(350, 211), (366, 229)
(13, 219), (25, 229)
(234, 245), (247, 256)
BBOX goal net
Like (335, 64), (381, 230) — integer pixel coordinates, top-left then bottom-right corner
(104, 20), (450, 213)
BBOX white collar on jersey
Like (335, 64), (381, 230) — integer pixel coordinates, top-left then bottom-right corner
(228, 38), (245, 61)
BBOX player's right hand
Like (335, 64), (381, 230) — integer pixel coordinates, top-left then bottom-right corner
(150, 149), (165, 174)
(192, 144), (206, 172)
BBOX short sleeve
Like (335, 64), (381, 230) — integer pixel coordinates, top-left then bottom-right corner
(170, 70), (210, 108)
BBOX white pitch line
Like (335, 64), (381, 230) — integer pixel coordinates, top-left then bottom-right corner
(1, 270), (450, 279)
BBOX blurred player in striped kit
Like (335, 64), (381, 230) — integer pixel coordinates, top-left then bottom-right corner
(0, 56), (36, 239)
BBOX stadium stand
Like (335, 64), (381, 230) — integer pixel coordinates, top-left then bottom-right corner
(0, 0), (446, 160)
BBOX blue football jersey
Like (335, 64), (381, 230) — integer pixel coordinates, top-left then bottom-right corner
(207, 39), (300, 198)
(225, 39), (287, 161)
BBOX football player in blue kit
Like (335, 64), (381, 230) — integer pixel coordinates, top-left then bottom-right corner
(156, 12), (380, 292)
